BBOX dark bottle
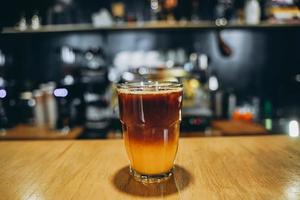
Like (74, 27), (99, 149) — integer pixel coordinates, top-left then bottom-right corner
(215, 0), (235, 22)
(0, 100), (9, 132)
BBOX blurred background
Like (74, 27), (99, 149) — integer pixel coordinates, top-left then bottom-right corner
(0, 0), (299, 139)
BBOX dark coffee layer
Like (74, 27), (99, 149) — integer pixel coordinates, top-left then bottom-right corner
(118, 90), (182, 127)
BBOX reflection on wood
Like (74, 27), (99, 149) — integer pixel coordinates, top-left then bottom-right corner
(112, 165), (192, 197)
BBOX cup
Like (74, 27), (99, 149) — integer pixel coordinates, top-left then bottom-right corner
(117, 81), (183, 183)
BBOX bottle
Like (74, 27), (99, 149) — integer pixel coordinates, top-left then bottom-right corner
(215, 0), (234, 24)
(191, 0), (200, 22)
(16, 14), (27, 31)
(150, 0), (162, 21)
(245, 0), (261, 24)
(31, 12), (41, 30)
(111, 1), (125, 23)
(41, 83), (58, 130)
(19, 91), (35, 125)
(263, 100), (273, 130)
(228, 93), (237, 118)
(33, 90), (46, 127)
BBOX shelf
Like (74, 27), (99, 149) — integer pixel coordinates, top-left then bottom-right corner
(2, 21), (300, 34)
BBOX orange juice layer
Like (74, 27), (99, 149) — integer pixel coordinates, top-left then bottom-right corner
(123, 125), (179, 175)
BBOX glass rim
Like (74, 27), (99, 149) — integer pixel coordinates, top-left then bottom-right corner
(117, 81), (182, 91)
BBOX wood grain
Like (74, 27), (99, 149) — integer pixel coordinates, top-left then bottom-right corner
(212, 120), (268, 136)
(0, 136), (300, 199)
(0, 125), (83, 140)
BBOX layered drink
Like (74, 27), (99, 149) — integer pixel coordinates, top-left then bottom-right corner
(117, 82), (183, 183)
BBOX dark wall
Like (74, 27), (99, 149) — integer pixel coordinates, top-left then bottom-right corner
(0, 33), (105, 82)
(1, 28), (299, 113)
(104, 29), (300, 115)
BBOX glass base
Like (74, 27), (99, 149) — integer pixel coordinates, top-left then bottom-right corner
(129, 167), (173, 184)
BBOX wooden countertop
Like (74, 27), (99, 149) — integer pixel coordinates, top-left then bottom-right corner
(1, 136), (300, 199)
(212, 120), (268, 136)
(0, 125), (83, 140)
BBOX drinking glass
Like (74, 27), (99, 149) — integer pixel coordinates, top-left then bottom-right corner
(117, 81), (183, 183)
